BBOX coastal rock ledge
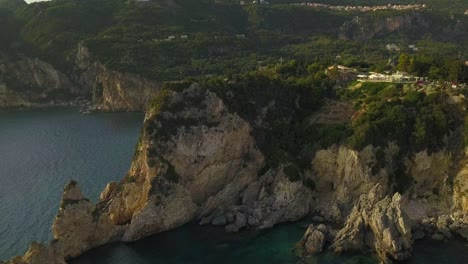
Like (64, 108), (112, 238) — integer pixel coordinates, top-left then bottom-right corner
(2, 85), (468, 264)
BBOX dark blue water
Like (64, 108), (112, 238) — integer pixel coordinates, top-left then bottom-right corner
(72, 221), (468, 264)
(71, 221), (380, 264)
(1, 109), (467, 263)
(0, 108), (143, 260)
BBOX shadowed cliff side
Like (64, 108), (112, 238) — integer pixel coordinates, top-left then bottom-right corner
(0, 53), (84, 108)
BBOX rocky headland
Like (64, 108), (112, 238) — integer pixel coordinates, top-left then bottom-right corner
(0, 42), (162, 112)
(2, 82), (467, 264)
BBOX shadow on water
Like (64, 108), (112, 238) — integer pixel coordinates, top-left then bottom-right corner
(72, 219), (468, 264)
(72, 220), (379, 264)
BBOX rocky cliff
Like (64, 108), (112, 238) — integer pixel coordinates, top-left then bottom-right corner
(0, 53), (83, 108)
(297, 142), (468, 263)
(0, 43), (162, 111)
(73, 43), (162, 112)
(2, 84), (314, 263)
(3, 84), (468, 264)
(339, 12), (431, 41)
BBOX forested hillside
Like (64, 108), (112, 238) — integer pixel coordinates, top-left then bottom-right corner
(0, 0), (466, 81)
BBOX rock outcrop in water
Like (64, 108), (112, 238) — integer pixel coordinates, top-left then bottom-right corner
(331, 185), (412, 262)
(298, 185), (413, 263)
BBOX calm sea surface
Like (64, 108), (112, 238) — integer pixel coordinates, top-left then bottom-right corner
(1, 109), (467, 263)
(0, 108), (143, 259)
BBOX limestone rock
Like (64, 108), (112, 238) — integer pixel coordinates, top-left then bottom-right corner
(52, 181), (122, 259)
(212, 215), (227, 226)
(74, 42), (161, 111)
(0, 54), (80, 108)
(330, 184), (413, 262)
(2, 242), (65, 264)
(235, 212), (247, 230)
(310, 145), (390, 213)
(339, 13), (430, 41)
(100, 182), (117, 200)
(299, 225), (327, 254)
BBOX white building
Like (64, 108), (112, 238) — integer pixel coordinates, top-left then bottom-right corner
(386, 44), (400, 51)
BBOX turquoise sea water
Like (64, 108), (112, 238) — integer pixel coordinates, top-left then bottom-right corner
(1, 109), (467, 263)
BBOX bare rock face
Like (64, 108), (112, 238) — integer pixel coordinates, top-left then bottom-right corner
(298, 225), (327, 255)
(74, 43), (161, 111)
(453, 150), (468, 212)
(102, 85), (268, 241)
(310, 145), (393, 218)
(209, 165), (313, 232)
(331, 184), (413, 262)
(419, 212), (468, 241)
(0, 54), (80, 108)
(339, 13), (430, 41)
(52, 181), (123, 259)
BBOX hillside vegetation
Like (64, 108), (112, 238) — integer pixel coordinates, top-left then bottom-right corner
(0, 0), (465, 81)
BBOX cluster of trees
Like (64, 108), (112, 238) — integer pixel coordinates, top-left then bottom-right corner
(0, 8), (21, 50)
(397, 53), (467, 82)
(341, 83), (461, 153)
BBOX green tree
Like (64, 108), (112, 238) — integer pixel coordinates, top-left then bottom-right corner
(397, 53), (410, 72)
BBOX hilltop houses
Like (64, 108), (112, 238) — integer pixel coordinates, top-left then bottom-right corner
(358, 71), (423, 83)
(251, 0), (269, 4)
(297, 3), (425, 12)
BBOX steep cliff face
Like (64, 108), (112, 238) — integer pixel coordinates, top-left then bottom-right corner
(73, 43), (162, 111)
(103, 85), (312, 241)
(339, 12), (431, 41)
(331, 185), (413, 263)
(310, 145), (391, 215)
(453, 151), (468, 212)
(0, 42), (162, 111)
(0, 54), (81, 108)
(2, 85), (314, 264)
(299, 142), (467, 262)
(311, 144), (454, 213)
(52, 182), (125, 259)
